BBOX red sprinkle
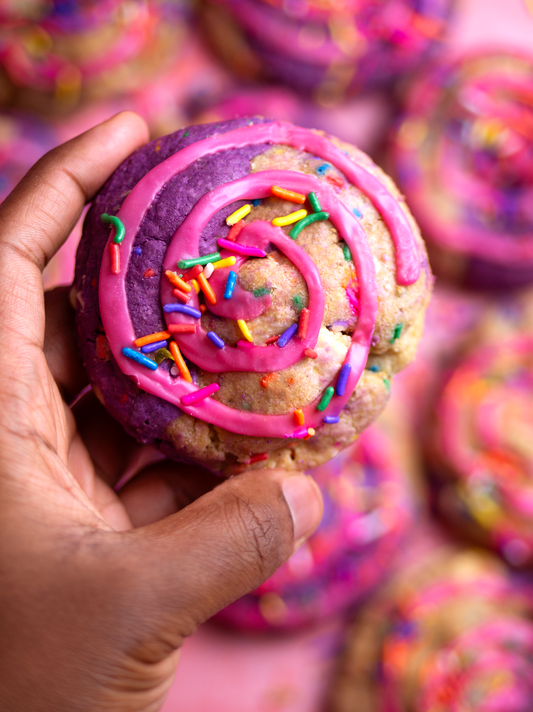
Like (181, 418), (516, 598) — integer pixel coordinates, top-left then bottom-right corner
(260, 372), (277, 388)
(227, 220), (246, 241)
(143, 268), (156, 278)
(110, 243), (120, 274)
(298, 308), (310, 339)
(119, 393), (128, 404)
(172, 288), (190, 303)
(95, 334), (110, 360)
(199, 304), (207, 313)
(168, 324), (197, 334)
(304, 348), (318, 359)
(249, 453), (268, 464)
(327, 174), (344, 188)
(91, 277), (97, 287)
(182, 264), (203, 281)
(265, 335), (280, 344)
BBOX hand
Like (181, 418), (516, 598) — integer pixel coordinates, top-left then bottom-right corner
(0, 112), (323, 712)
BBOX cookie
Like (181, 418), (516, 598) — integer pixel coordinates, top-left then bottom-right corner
(328, 544), (533, 712)
(201, 0), (453, 101)
(392, 51), (533, 289)
(74, 117), (431, 474)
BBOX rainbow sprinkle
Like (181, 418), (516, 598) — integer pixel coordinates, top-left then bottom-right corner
(213, 256), (237, 269)
(169, 341), (192, 382)
(141, 340), (168, 354)
(336, 364), (352, 396)
(110, 243), (120, 274)
(298, 308), (310, 339)
(122, 347), (158, 371)
(178, 253), (220, 270)
(207, 331), (225, 349)
(289, 212), (330, 240)
(197, 272), (217, 305)
(203, 262), (215, 279)
(101, 213), (125, 244)
(181, 382), (220, 405)
(317, 386), (334, 411)
(277, 323), (298, 348)
(226, 204), (251, 225)
(165, 270), (192, 293)
(271, 186), (306, 204)
(272, 209), (308, 227)
(163, 304), (202, 318)
(134, 331), (171, 347)
(224, 271), (237, 299)
(227, 221), (245, 242)
(294, 409), (305, 426)
(308, 192), (322, 213)
(238, 319), (253, 342)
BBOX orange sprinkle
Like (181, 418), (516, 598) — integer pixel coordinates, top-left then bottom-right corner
(227, 220), (246, 241)
(169, 341), (192, 383)
(304, 348), (318, 359)
(165, 270), (192, 293)
(271, 186), (306, 204)
(294, 408), (305, 426)
(134, 331), (171, 347)
(172, 288), (190, 303)
(303, 428), (316, 441)
(197, 272), (217, 304)
(260, 372), (277, 388)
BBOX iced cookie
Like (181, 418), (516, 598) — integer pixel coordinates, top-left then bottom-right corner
(74, 117), (431, 474)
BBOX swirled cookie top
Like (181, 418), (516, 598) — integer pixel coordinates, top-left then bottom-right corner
(99, 120), (420, 439)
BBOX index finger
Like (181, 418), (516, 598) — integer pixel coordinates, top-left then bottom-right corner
(0, 111), (149, 349)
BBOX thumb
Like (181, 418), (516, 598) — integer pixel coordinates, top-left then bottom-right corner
(121, 468), (323, 644)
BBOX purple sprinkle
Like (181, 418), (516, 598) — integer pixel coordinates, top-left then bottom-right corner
(141, 340), (168, 353)
(163, 304), (201, 318)
(133, 246), (142, 255)
(336, 363), (352, 396)
(277, 322), (298, 348)
(207, 331), (225, 349)
(371, 334), (379, 347)
(324, 415), (339, 424)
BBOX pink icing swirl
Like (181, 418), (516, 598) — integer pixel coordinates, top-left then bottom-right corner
(99, 121), (420, 438)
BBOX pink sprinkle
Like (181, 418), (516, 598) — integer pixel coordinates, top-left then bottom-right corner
(237, 339), (255, 349)
(284, 426), (309, 439)
(217, 238), (266, 258)
(180, 383), (220, 406)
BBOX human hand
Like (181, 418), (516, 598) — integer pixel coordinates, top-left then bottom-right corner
(0, 112), (323, 712)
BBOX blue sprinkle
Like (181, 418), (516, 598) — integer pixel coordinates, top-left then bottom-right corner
(207, 331), (225, 349)
(277, 322), (298, 348)
(316, 163), (331, 175)
(252, 199), (261, 207)
(368, 365), (380, 372)
(122, 347), (158, 371)
(352, 208), (363, 219)
(141, 340), (168, 353)
(224, 270), (237, 299)
(133, 246), (142, 255)
(336, 363), (352, 396)
(324, 415), (339, 424)
(163, 304), (202, 318)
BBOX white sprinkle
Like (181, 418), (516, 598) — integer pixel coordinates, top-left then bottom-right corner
(203, 262), (214, 279)
(170, 366), (179, 377)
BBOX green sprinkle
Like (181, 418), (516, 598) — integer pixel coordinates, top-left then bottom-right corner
(342, 242), (352, 261)
(242, 402), (251, 411)
(317, 386), (335, 412)
(308, 192), (322, 213)
(390, 324), (403, 343)
(178, 252), (221, 270)
(182, 130), (190, 137)
(289, 211), (329, 240)
(153, 348), (173, 364)
(292, 294), (303, 311)
(383, 377), (390, 392)
(101, 213), (125, 244)
(253, 287), (271, 298)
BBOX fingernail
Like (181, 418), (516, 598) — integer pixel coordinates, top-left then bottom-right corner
(282, 474), (323, 543)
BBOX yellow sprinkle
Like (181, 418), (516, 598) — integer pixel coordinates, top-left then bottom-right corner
(227, 204), (252, 226)
(212, 256), (237, 269)
(237, 319), (253, 342)
(191, 279), (200, 294)
(272, 209), (308, 227)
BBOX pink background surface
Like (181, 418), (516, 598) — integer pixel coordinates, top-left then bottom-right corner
(159, 1), (533, 710)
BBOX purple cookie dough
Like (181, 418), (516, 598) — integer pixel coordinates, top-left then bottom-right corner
(75, 117), (271, 456)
